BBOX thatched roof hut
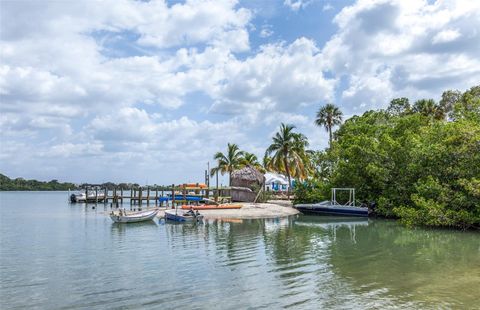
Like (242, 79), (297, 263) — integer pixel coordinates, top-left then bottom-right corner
(230, 165), (265, 190)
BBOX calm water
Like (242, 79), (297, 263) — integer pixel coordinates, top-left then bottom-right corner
(0, 192), (479, 309)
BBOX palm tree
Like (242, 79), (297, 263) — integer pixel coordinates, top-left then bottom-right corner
(315, 103), (343, 148)
(262, 152), (273, 172)
(241, 152), (265, 172)
(413, 99), (446, 120)
(210, 143), (244, 186)
(266, 123), (309, 198)
(242, 152), (259, 166)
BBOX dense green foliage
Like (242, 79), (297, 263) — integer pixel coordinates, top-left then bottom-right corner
(296, 85), (480, 229)
(0, 173), (76, 191)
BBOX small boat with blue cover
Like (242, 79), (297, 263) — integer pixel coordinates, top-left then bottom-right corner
(164, 209), (204, 222)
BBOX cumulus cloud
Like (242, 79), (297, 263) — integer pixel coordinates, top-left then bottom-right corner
(322, 0), (480, 113)
(209, 38), (336, 120)
(1, 0), (479, 183)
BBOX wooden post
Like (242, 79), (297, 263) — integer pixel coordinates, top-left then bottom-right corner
(95, 187), (98, 203)
(147, 186), (150, 206)
(104, 188), (107, 204)
(161, 189), (164, 207)
(215, 170), (219, 202)
(120, 188), (123, 204)
(171, 184), (175, 209)
(130, 188), (133, 205)
(139, 187), (142, 209)
(183, 184), (186, 206)
(85, 187), (88, 203)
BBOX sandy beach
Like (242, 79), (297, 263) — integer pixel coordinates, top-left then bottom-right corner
(157, 201), (299, 219)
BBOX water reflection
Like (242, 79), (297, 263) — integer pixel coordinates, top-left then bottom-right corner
(2, 192), (479, 310)
(110, 221), (158, 237)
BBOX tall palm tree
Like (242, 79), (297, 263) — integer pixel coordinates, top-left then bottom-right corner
(266, 123), (309, 197)
(315, 103), (343, 148)
(210, 143), (244, 186)
(284, 133), (311, 181)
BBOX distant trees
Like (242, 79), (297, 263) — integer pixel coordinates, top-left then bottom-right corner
(315, 103), (343, 148)
(0, 173), (76, 191)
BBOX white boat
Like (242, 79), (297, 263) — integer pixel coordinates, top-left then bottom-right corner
(164, 209), (204, 222)
(110, 209), (159, 223)
(70, 192), (106, 203)
(294, 188), (369, 217)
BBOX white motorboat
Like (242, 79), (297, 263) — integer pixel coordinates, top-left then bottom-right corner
(110, 209), (159, 223)
(70, 192), (106, 203)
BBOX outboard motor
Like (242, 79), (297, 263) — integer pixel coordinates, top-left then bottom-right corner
(70, 194), (77, 203)
(368, 201), (377, 216)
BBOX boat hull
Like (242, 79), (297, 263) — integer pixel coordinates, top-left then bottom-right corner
(295, 203), (369, 217)
(164, 210), (203, 222)
(70, 193), (106, 203)
(110, 210), (159, 223)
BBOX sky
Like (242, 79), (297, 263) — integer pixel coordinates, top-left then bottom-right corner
(1, 0), (479, 185)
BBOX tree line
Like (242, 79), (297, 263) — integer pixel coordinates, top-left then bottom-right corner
(211, 85), (480, 229)
(0, 174), (172, 191)
(0, 174), (76, 191)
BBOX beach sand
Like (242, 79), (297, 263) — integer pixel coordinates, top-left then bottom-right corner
(157, 201), (299, 219)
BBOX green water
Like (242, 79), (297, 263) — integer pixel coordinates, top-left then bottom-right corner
(0, 192), (479, 309)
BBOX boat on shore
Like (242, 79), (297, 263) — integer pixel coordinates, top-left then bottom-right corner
(165, 209), (204, 222)
(110, 209), (159, 223)
(294, 188), (369, 217)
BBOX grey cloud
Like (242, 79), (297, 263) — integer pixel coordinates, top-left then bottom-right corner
(356, 2), (399, 34)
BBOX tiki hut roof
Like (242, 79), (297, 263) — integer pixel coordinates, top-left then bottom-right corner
(230, 165), (265, 189)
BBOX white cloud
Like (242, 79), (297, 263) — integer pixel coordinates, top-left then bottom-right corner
(432, 29), (461, 44)
(284, 0), (313, 11)
(322, 0), (480, 113)
(209, 38), (336, 120)
(1, 0), (479, 183)
(323, 4), (334, 11)
(259, 25), (274, 38)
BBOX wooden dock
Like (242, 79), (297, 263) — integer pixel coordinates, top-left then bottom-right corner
(71, 183), (231, 209)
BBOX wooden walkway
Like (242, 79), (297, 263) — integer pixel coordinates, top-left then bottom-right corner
(72, 184), (231, 208)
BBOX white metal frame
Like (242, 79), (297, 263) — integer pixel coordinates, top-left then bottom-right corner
(331, 188), (355, 207)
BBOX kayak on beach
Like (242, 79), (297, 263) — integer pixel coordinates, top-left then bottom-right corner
(180, 204), (242, 210)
